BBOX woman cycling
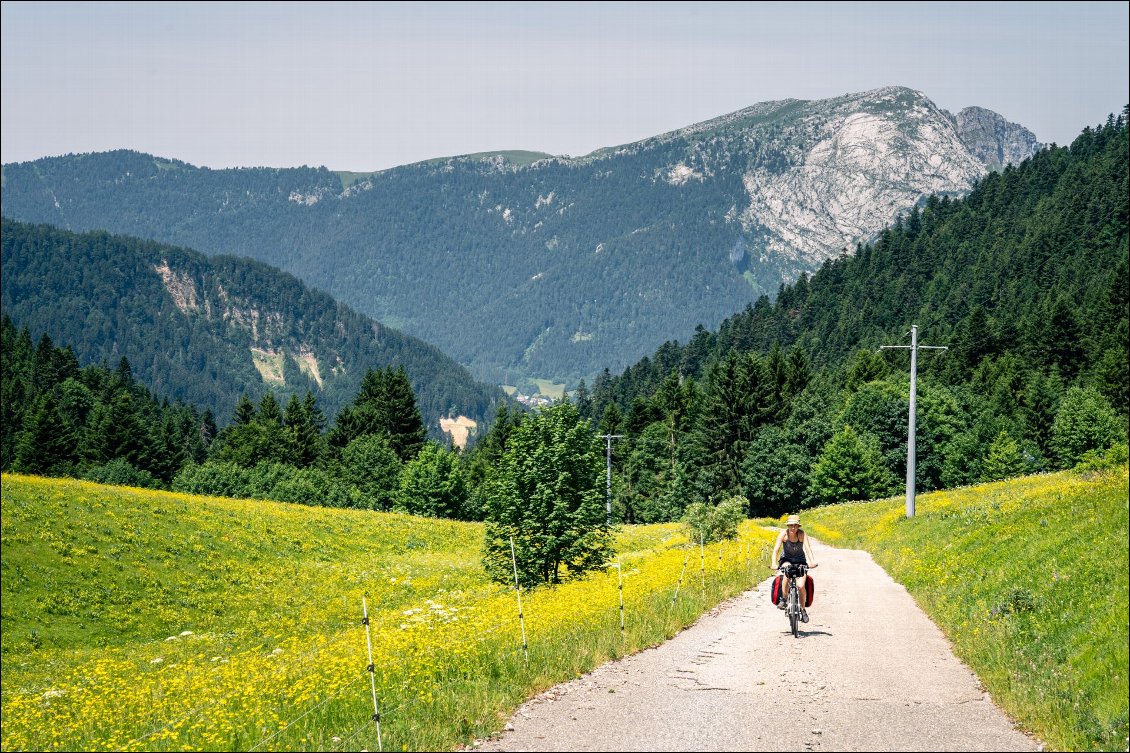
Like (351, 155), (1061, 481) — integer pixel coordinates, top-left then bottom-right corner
(770, 514), (818, 622)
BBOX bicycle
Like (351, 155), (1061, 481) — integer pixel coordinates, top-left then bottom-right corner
(779, 563), (809, 638)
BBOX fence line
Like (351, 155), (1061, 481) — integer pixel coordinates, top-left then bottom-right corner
(103, 531), (769, 752)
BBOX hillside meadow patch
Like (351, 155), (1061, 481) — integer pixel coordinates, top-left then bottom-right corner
(1, 474), (774, 751)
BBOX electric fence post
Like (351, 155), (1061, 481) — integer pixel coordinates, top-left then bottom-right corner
(616, 556), (625, 636)
(361, 597), (383, 753)
(509, 536), (529, 665)
(599, 434), (623, 526)
(699, 536), (705, 592)
(672, 545), (689, 604)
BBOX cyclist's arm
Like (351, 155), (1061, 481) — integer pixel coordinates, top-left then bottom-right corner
(770, 531), (784, 568)
(802, 534), (817, 568)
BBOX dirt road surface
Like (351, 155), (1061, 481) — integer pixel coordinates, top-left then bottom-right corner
(477, 538), (1042, 752)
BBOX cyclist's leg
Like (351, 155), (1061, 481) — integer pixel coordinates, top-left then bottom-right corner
(797, 572), (809, 621)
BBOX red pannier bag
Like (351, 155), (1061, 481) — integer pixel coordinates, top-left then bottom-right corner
(805, 574), (815, 607)
(771, 574), (784, 605)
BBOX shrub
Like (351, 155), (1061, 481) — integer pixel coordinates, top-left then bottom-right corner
(83, 458), (160, 489)
(1051, 387), (1124, 468)
(682, 496), (746, 544)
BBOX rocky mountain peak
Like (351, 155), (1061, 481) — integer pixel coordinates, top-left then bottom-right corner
(949, 106), (1043, 170)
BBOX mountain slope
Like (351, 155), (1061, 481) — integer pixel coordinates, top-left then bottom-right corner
(0, 87), (1040, 385)
(587, 111), (1128, 424)
(0, 219), (501, 432)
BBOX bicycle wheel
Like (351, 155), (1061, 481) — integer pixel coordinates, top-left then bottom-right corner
(788, 584), (799, 637)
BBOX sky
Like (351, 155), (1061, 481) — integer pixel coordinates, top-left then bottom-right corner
(2, 1), (1127, 172)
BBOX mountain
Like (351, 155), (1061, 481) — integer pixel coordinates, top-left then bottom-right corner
(588, 111), (1128, 420)
(0, 86), (1041, 386)
(0, 219), (502, 435)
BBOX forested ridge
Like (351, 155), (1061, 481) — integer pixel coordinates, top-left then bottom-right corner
(567, 110), (1129, 519)
(0, 219), (501, 429)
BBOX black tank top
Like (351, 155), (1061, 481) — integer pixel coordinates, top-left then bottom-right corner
(781, 534), (806, 564)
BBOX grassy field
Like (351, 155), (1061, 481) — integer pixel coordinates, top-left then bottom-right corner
(0, 474), (774, 751)
(802, 466), (1130, 752)
(533, 379), (566, 400)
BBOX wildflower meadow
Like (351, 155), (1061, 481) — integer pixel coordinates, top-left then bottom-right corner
(1, 474), (775, 751)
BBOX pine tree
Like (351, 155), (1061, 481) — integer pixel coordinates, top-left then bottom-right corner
(329, 367), (425, 462)
(13, 392), (76, 474)
(286, 392), (326, 468)
(232, 394), (257, 425)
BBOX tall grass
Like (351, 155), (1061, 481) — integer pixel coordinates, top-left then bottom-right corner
(802, 466), (1130, 752)
(1, 474), (774, 751)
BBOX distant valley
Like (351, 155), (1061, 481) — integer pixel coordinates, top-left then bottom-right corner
(0, 86), (1040, 387)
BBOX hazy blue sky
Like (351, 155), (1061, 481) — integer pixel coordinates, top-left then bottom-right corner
(2, 1), (1127, 171)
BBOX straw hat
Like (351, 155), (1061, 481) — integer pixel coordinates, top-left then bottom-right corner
(785, 515), (801, 526)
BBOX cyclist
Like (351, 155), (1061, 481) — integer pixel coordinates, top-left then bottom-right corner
(770, 514), (818, 622)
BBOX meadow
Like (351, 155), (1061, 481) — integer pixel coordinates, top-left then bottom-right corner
(802, 465), (1130, 752)
(0, 474), (774, 751)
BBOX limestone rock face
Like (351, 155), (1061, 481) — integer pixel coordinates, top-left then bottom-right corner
(950, 105), (1043, 171)
(687, 87), (996, 267)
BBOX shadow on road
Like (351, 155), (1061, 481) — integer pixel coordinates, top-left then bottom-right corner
(779, 629), (834, 638)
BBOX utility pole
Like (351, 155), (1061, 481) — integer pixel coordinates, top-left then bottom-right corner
(879, 325), (947, 519)
(599, 434), (623, 526)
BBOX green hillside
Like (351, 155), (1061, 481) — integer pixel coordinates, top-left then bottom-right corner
(0, 473), (773, 751)
(0, 219), (502, 431)
(803, 465), (1130, 752)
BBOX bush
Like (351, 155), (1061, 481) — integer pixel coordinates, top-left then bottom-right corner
(172, 461), (250, 498)
(340, 434), (402, 510)
(1074, 443), (1130, 473)
(1051, 387), (1124, 468)
(173, 461), (357, 508)
(682, 496), (746, 544)
(83, 458), (161, 489)
(396, 442), (467, 519)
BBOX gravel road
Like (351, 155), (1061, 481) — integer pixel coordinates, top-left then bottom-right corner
(476, 538), (1042, 752)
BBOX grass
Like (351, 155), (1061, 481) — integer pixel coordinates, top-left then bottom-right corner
(533, 379), (565, 400)
(0, 474), (774, 751)
(801, 466), (1130, 752)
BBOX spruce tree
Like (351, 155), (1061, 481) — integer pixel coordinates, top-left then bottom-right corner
(13, 392), (76, 474)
